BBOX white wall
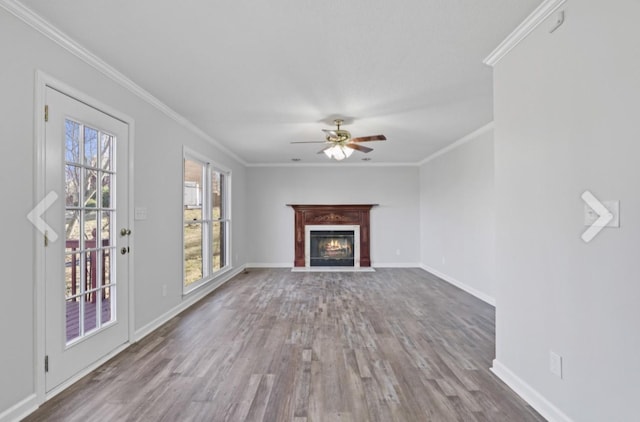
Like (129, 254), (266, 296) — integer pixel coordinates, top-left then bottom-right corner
(246, 165), (420, 267)
(492, 1), (640, 421)
(419, 127), (495, 304)
(0, 8), (246, 418)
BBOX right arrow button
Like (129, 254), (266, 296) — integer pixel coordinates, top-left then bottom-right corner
(581, 190), (614, 243)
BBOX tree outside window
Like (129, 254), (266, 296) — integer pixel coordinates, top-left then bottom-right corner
(183, 152), (230, 292)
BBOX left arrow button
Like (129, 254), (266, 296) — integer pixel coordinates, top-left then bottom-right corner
(27, 191), (59, 242)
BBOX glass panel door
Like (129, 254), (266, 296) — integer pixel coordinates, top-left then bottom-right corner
(45, 86), (129, 392)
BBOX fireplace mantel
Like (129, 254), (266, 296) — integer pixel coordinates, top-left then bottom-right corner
(287, 204), (377, 267)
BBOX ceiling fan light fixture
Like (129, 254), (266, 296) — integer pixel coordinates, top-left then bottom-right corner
(324, 144), (353, 161)
(333, 145), (346, 160)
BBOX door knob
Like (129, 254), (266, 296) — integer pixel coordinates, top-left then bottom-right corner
(120, 228), (132, 236)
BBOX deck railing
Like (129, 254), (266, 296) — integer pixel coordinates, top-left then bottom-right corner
(66, 238), (110, 302)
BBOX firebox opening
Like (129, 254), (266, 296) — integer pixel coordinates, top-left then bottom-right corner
(309, 230), (355, 267)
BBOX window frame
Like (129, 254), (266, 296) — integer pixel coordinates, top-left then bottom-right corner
(182, 147), (231, 294)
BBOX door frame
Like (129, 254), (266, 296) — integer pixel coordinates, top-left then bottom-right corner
(33, 71), (136, 402)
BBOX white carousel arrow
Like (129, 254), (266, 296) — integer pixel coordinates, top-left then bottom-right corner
(581, 190), (613, 243)
(27, 191), (59, 242)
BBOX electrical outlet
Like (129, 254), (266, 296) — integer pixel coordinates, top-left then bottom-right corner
(396, 249), (401, 256)
(549, 351), (563, 378)
(162, 284), (167, 297)
(441, 256), (446, 264)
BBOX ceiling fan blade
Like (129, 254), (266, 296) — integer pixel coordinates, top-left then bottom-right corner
(290, 141), (329, 144)
(346, 143), (373, 153)
(350, 134), (386, 143)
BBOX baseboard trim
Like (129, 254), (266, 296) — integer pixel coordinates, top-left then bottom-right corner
(0, 394), (38, 422)
(373, 262), (421, 268)
(245, 263), (292, 268)
(134, 265), (245, 342)
(491, 359), (573, 422)
(419, 264), (496, 306)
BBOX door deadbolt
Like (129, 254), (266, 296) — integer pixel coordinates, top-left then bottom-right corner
(120, 247), (130, 255)
(120, 228), (132, 236)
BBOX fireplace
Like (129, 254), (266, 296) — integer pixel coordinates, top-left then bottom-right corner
(288, 204), (375, 268)
(306, 226), (359, 267)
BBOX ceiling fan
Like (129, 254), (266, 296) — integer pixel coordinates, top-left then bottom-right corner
(291, 119), (386, 160)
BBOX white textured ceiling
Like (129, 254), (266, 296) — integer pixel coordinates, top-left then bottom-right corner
(19, 0), (541, 164)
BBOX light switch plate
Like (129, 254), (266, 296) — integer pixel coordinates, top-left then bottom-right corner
(550, 351), (563, 379)
(135, 207), (148, 220)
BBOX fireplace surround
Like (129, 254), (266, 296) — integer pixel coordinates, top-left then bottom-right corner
(287, 204), (376, 268)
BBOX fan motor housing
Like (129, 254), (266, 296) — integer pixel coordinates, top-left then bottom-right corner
(326, 129), (351, 143)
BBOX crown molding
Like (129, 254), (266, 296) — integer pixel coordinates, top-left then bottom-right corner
(418, 122), (494, 166)
(483, 0), (567, 67)
(0, 0), (248, 166)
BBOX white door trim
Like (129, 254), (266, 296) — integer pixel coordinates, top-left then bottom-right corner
(33, 70), (136, 403)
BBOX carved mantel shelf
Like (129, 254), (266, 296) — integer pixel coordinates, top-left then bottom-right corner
(287, 204), (377, 267)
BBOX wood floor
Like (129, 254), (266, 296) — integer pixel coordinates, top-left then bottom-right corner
(25, 268), (544, 422)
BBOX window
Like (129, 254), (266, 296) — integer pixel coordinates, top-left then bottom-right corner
(183, 150), (230, 293)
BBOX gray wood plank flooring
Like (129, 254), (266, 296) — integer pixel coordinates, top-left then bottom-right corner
(25, 268), (544, 421)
